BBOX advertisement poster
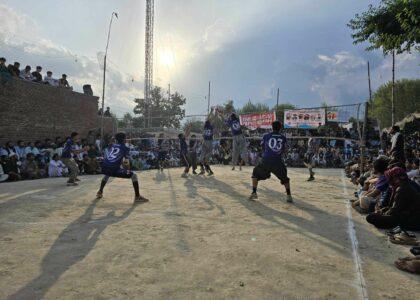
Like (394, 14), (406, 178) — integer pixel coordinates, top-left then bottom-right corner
(239, 112), (276, 130)
(284, 109), (325, 129)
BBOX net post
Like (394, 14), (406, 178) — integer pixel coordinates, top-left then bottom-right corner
(360, 102), (368, 172)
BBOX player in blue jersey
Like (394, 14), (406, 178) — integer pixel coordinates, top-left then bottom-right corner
(249, 121), (293, 202)
(223, 112), (247, 171)
(304, 132), (319, 181)
(61, 132), (85, 186)
(96, 132), (149, 203)
(179, 123), (192, 178)
(199, 120), (214, 176)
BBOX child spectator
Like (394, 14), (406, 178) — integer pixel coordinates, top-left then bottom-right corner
(44, 71), (59, 86)
(20, 65), (33, 81)
(48, 154), (68, 177)
(21, 153), (40, 179)
(7, 62), (20, 77)
(31, 66), (43, 82)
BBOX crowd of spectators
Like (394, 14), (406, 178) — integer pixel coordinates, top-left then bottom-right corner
(0, 57), (72, 89)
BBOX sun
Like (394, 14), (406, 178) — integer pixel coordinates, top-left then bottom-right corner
(159, 48), (175, 68)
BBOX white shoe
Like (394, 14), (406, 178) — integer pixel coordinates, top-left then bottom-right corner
(286, 195), (293, 203)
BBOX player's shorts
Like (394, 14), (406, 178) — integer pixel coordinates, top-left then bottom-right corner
(252, 159), (290, 184)
(158, 151), (167, 161)
(304, 152), (315, 164)
(200, 140), (213, 162)
(102, 166), (133, 178)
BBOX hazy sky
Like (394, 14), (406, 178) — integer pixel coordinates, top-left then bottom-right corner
(0, 0), (418, 117)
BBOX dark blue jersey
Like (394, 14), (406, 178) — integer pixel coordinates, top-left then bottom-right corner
(179, 138), (188, 155)
(61, 138), (74, 158)
(226, 118), (242, 136)
(203, 125), (214, 140)
(261, 132), (287, 161)
(102, 143), (129, 169)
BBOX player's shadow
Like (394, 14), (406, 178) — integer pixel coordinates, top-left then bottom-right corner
(184, 177), (225, 215)
(203, 177), (411, 262)
(8, 198), (137, 300)
(153, 170), (167, 183)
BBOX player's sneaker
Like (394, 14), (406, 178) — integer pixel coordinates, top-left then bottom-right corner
(181, 173), (188, 178)
(232, 166), (235, 171)
(239, 165), (242, 171)
(67, 181), (78, 186)
(307, 176), (315, 181)
(199, 169), (205, 175)
(207, 170), (214, 176)
(192, 170), (198, 175)
(286, 195), (293, 203)
(134, 195), (149, 203)
(75, 178), (81, 182)
(96, 191), (103, 199)
(248, 193), (258, 201)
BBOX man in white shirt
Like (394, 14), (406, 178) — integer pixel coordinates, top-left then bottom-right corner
(44, 71), (59, 86)
(20, 65), (33, 81)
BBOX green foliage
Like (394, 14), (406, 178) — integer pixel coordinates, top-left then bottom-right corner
(183, 119), (204, 133)
(117, 112), (133, 128)
(348, 0), (420, 54)
(237, 100), (270, 114)
(133, 86), (186, 128)
(369, 78), (420, 127)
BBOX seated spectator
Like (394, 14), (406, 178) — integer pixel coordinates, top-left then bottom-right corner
(3, 153), (21, 181)
(104, 107), (112, 117)
(21, 153), (40, 179)
(0, 57), (12, 85)
(14, 140), (26, 160)
(366, 167), (420, 230)
(25, 142), (36, 156)
(407, 158), (420, 185)
(20, 65), (34, 81)
(48, 154), (68, 177)
(82, 154), (98, 175)
(0, 163), (9, 182)
(4, 141), (16, 156)
(44, 71), (59, 86)
(7, 61), (20, 77)
(31, 66), (43, 82)
(59, 74), (72, 90)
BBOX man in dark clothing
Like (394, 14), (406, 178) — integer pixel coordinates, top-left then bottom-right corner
(31, 66), (43, 82)
(366, 167), (420, 230)
(388, 126), (405, 167)
(7, 62), (20, 77)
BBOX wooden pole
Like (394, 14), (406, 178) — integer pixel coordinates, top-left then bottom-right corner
(391, 51), (395, 125)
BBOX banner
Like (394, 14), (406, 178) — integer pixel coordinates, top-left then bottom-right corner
(239, 111), (276, 130)
(284, 109), (325, 129)
(327, 110), (351, 123)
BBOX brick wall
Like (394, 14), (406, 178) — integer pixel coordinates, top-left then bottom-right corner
(0, 79), (116, 144)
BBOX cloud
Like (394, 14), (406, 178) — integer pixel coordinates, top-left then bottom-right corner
(0, 3), (141, 117)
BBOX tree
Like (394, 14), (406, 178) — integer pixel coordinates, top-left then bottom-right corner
(118, 112), (133, 128)
(369, 78), (420, 128)
(182, 118), (204, 133)
(237, 100), (270, 114)
(348, 0), (420, 54)
(133, 86), (186, 129)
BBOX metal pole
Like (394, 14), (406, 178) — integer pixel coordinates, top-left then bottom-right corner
(391, 51), (395, 125)
(168, 83), (171, 101)
(100, 12), (117, 144)
(367, 62), (372, 102)
(360, 102), (369, 172)
(207, 81), (211, 115)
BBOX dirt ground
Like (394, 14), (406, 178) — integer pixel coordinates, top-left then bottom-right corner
(0, 166), (419, 300)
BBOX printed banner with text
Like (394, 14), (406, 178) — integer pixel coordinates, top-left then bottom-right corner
(284, 109), (325, 129)
(239, 112), (276, 130)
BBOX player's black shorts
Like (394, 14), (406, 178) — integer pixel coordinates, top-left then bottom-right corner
(304, 152), (315, 164)
(252, 159), (290, 184)
(102, 166), (133, 178)
(180, 153), (189, 166)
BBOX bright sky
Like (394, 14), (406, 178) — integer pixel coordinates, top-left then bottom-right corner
(0, 0), (418, 117)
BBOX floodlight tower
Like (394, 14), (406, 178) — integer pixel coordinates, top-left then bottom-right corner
(144, 0), (154, 128)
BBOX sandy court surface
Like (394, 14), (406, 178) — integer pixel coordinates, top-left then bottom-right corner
(0, 166), (419, 300)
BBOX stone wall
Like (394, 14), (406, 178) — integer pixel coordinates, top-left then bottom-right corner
(0, 79), (116, 144)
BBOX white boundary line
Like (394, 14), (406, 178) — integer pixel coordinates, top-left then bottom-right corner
(341, 170), (368, 300)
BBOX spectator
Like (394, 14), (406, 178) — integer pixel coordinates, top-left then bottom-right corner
(104, 107), (111, 117)
(7, 61), (20, 77)
(21, 153), (40, 179)
(59, 74), (72, 90)
(44, 71), (59, 86)
(388, 126), (405, 167)
(4, 141), (16, 156)
(3, 153), (21, 181)
(20, 65), (34, 81)
(31, 66), (43, 82)
(0, 163), (9, 182)
(14, 140), (26, 160)
(366, 167), (420, 230)
(98, 108), (103, 116)
(0, 57), (12, 85)
(48, 154), (68, 177)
